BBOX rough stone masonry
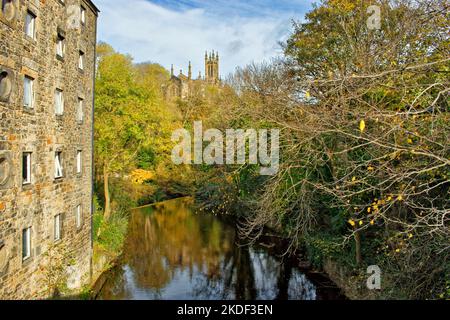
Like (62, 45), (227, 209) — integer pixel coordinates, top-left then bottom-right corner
(0, 0), (98, 299)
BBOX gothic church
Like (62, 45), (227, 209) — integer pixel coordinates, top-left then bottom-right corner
(165, 51), (220, 100)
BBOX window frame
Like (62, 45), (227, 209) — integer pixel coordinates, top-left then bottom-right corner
(23, 75), (34, 109)
(22, 152), (32, 185)
(55, 151), (63, 179)
(54, 88), (64, 115)
(54, 214), (61, 242)
(56, 33), (65, 58)
(80, 6), (86, 25)
(76, 205), (82, 229)
(76, 150), (82, 174)
(22, 227), (31, 261)
(25, 10), (36, 39)
(77, 97), (84, 122)
(78, 50), (85, 70)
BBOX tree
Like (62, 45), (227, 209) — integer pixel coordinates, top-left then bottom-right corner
(216, 0), (449, 298)
(95, 44), (177, 220)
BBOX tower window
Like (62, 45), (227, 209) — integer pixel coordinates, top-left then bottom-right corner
(54, 214), (61, 241)
(23, 76), (34, 109)
(22, 152), (31, 185)
(25, 11), (36, 39)
(22, 227), (31, 260)
(55, 151), (63, 179)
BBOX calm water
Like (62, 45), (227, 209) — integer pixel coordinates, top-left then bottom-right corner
(96, 198), (343, 300)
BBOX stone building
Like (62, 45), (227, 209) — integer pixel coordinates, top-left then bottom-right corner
(0, 0), (98, 299)
(165, 50), (220, 100)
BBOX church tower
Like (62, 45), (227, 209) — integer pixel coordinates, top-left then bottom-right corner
(205, 50), (219, 84)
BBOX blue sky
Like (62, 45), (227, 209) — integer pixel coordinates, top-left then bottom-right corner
(95, 0), (316, 76)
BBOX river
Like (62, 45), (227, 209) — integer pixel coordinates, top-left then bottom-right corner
(95, 197), (344, 300)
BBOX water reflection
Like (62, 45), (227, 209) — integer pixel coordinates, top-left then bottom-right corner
(97, 198), (341, 300)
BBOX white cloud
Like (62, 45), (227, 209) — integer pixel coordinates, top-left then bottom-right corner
(95, 0), (312, 76)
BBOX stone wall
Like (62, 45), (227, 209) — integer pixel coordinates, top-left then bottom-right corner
(0, 0), (98, 299)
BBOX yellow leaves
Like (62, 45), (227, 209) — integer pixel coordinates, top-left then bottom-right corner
(395, 248), (401, 253)
(348, 219), (356, 227)
(397, 195), (404, 201)
(359, 221), (363, 226)
(407, 138), (413, 144)
(359, 120), (366, 133)
(387, 195), (393, 201)
(408, 233), (413, 239)
(367, 207), (371, 213)
(131, 169), (154, 184)
(305, 91), (311, 100)
(368, 166), (374, 172)
(390, 150), (401, 160)
(370, 220), (375, 226)
(352, 176), (357, 182)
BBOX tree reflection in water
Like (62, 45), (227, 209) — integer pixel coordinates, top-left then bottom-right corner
(97, 198), (325, 300)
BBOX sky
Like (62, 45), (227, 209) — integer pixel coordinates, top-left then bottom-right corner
(95, 0), (316, 77)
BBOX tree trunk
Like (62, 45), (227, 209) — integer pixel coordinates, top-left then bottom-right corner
(103, 165), (111, 221)
(355, 231), (362, 265)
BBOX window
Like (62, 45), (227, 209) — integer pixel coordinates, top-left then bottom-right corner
(56, 33), (65, 58)
(55, 89), (64, 115)
(54, 214), (61, 241)
(55, 151), (63, 179)
(25, 11), (36, 39)
(23, 76), (34, 109)
(77, 98), (84, 122)
(2, 0), (13, 14)
(0, 71), (11, 101)
(76, 150), (82, 174)
(76, 205), (82, 229)
(80, 6), (86, 25)
(22, 152), (31, 185)
(22, 227), (31, 260)
(78, 51), (85, 70)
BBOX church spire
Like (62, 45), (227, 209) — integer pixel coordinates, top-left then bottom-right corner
(171, 64), (174, 77)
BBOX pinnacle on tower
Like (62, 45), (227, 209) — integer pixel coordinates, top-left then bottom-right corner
(171, 64), (174, 76)
(188, 61), (192, 80)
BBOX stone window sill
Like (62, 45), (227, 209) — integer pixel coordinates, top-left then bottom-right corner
(24, 36), (37, 45)
(22, 256), (33, 267)
(54, 177), (64, 183)
(22, 183), (33, 191)
(23, 107), (35, 115)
